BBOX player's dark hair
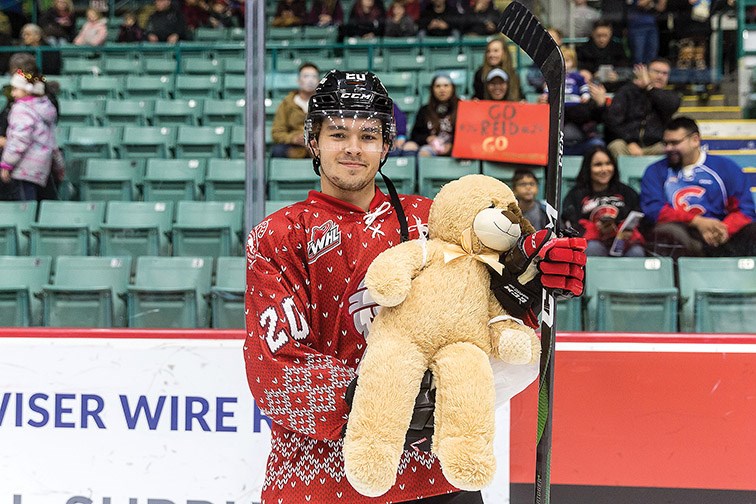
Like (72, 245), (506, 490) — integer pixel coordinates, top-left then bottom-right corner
(576, 145), (620, 192)
(665, 116), (699, 136)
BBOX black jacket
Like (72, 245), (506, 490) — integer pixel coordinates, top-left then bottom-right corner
(604, 82), (681, 146)
(576, 39), (629, 75)
(146, 7), (190, 41)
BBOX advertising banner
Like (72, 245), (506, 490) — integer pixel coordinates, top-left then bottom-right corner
(452, 101), (549, 165)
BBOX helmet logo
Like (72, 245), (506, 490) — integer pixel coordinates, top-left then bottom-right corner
(340, 92), (373, 100)
(345, 73), (367, 81)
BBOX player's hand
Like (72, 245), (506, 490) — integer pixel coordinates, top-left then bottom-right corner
(344, 370), (435, 453)
(538, 235), (587, 297)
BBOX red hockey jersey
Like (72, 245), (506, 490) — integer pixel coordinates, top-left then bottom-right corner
(244, 189), (460, 503)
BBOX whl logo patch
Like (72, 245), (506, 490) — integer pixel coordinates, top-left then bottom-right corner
(307, 220), (341, 263)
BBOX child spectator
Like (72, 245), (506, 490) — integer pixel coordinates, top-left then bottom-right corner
(384, 1), (416, 37)
(562, 146), (645, 256)
(117, 12), (144, 42)
(512, 169), (548, 230)
(0, 71), (64, 202)
(411, 72), (459, 157)
(73, 8), (108, 46)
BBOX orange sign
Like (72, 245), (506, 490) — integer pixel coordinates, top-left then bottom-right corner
(452, 100), (549, 165)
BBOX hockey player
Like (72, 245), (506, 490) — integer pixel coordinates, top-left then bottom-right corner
(641, 116), (756, 257)
(243, 70), (586, 503)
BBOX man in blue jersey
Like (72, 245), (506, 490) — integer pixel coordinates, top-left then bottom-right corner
(640, 116), (756, 257)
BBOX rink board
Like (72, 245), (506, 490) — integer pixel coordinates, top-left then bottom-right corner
(1, 330), (754, 504)
(510, 333), (756, 503)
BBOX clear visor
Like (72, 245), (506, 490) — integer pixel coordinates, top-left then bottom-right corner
(308, 110), (394, 152)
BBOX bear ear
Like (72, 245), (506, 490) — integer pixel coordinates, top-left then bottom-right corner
(508, 202), (536, 236)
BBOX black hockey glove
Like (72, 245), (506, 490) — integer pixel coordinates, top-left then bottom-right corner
(344, 369), (435, 453)
(489, 230), (587, 318)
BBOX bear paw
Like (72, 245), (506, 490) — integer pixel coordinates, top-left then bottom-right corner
(436, 436), (496, 491)
(343, 437), (402, 497)
(366, 276), (412, 307)
(497, 325), (539, 365)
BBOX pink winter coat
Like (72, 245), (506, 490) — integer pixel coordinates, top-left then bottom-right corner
(1, 96), (65, 186)
(74, 18), (108, 46)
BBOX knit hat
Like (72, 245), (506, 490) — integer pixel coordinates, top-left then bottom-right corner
(486, 68), (509, 82)
(10, 69), (44, 95)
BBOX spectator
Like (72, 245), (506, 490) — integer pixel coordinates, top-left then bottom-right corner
(466, 0), (502, 36)
(343, 0), (384, 38)
(482, 68), (512, 101)
(117, 11), (144, 42)
(389, 102), (419, 156)
(208, 0), (236, 28)
(0, 70), (64, 202)
(146, 0), (190, 42)
(472, 37), (522, 101)
(271, 63), (320, 158)
(559, 48), (608, 155)
(384, 1), (417, 37)
(512, 169), (548, 230)
(576, 19), (630, 91)
(667, 0), (710, 69)
(308, 0), (344, 26)
(557, 0), (600, 39)
(562, 146), (646, 256)
(640, 116), (756, 257)
(0, 13), (13, 75)
(73, 8), (108, 46)
(411, 72), (459, 157)
(271, 0), (307, 27)
(181, 0), (211, 30)
(605, 58), (680, 158)
(39, 0), (76, 44)
(627, 0), (666, 64)
(19, 24), (61, 75)
(391, 0), (420, 22)
(418, 0), (458, 37)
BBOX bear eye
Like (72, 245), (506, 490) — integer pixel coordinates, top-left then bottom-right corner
(488, 203), (496, 209)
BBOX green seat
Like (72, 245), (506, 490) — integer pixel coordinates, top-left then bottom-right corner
(266, 71), (299, 99)
(181, 56), (222, 75)
(428, 52), (471, 72)
(376, 156), (416, 194)
(0, 256), (52, 326)
(40, 256), (132, 327)
(678, 257), (756, 333)
(376, 71), (416, 97)
(127, 256), (213, 328)
(268, 158), (320, 200)
(143, 58), (177, 75)
(202, 98), (245, 126)
(223, 74), (246, 100)
(29, 201), (106, 258)
(79, 159), (145, 202)
(103, 99), (154, 126)
(174, 74), (221, 99)
(99, 201), (174, 263)
(223, 58), (246, 74)
(102, 57), (143, 75)
(394, 94), (421, 116)
(62, 57), (101, 76)
(205, 159), (246, 202)
(268, 26), (304, 40)
(175, 125), (230, 158)
(195, 27), (227, 41)
(230, 125), (245, 159)
(119, 126), (176, 159)
(302, 25), (338, 42)
(0, 201), (37, 255)
(153, 98), (204, 126)
(585, 257), (678, 332)
(556, 297), (582, 331)
(418, 157), (480, 198)
(63, 125), (122, 186)
(210, 256), (246, 328)
(142, 158), (205, 203)
(48, 75), (79, 99)
(562, 155), (583, 196)
(265, 199), (297, 215)
(78, 75), (124, 99)
(386, 54), (429, 72)
(171, 201), (243, 258)
(617, 155), (660, 193)
(58, 99), (103, 126)
(124, 75), (175, 99)
(343, 52), (386, 72)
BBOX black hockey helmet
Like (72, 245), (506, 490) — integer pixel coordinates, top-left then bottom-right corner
(305, 70), (395, 174)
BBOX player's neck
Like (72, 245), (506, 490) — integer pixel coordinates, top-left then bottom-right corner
(321, 183), (376, 211)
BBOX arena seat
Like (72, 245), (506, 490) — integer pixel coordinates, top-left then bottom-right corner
(223, 74), (246, 100)
(210, 256), (246, 329)
(376, 156), (416, 195)
(119, 126), (176, 159)
(585, 257), (678, 332)
(556, 297), (582, 331)
(153, 98), (204, 126)
(78, 75), (124, 99)
(265, 199), (298, 215)
(617, 155), (661, 193)
(142, 158), (206, 203)
(64, 126), (121, 184)
(40, 255), (132, 327)
(0, 255), (52, 326)
(102, 56), (142, 76)
(204, 159), (246, 202)
(103, 99), (154, 126)
(180, 56), (222, 76)
(58, 99), (103, 127)
(79, 159), (145, 202)
(267, 158), (320, 201)
(678, 257), (756, 333)
(171, 200), (244, 258)
(174, 74), (221, 99)
(29, 201), (106, 259)
(127, 256), (213, 328)
(175, 125), (231, 158)
(0, 201), (37, 256)
(418, 157), (480, 199)
(99, 201), (175, 265)
(230, 125), (245, 159)
(142, 59), (177, 76)
(202, 98), (245, 126)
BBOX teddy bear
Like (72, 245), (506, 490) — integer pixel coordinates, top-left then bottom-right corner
(342, 174), (542, 497)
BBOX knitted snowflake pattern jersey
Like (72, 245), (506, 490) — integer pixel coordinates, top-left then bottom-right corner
(244, 189), (460, 503)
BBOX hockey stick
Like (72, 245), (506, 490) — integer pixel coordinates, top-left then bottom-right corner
(498, 4), (565, 504)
